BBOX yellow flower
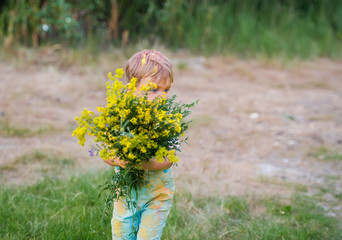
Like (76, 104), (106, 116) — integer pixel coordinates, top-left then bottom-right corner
(73, 68), (196, 171)
(141, 54), (146, 65)
(114, 68), (124, 79)
(130, 117), (138, 124)
(168, 150), (179, 163)
(139, 81), (157, 93)
(175, 125), (181, 133)
(100, 149), (109, 160)
(127, 77), (137, 91)
(155, 147), (168, 162)
(144, 110), (151, 123)
(97, 106), (105, 112)
(140, 147), (147, 153)
(108, 72), (115, 81)
(162, 129), (170, 136)
(147, 140), (157, 149)
(157, 110), (166, 121)
(94, 116), (106, 128)
(128, 153), (135, 159)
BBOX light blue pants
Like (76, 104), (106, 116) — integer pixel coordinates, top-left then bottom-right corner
(111, 168), (175, 240)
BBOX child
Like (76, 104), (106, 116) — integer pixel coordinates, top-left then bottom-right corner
(103, 49), (175, 240)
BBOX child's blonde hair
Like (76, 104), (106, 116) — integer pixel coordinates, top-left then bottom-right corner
(125, 49), (173, 86)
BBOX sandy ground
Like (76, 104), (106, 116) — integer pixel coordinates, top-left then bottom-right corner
(1, 50), (341, 218)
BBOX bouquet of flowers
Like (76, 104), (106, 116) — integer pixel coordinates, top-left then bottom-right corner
(72, 69), (197, 217)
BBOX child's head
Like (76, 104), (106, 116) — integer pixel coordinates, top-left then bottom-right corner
(125, 49), (173, 100)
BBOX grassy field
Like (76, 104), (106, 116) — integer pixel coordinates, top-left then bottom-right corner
(1, 42), (342, 239)
(0, 171), (341, 240)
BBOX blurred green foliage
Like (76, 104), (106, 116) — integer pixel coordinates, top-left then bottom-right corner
(0, 0), (342, 58)
(0, 0), (79, 46)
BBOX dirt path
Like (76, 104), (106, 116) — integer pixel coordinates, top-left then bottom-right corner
(1, 52), (341, 218)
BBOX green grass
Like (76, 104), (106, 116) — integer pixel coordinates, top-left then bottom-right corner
(310, 146), (342, 161)
(0, 120), (56, 137)
(0, 171), (341, 239)
(176, 61), (188, 71)
(165, 193), (341, 239)
(190, 114), (214, 128)
(0, 149), (75, 173)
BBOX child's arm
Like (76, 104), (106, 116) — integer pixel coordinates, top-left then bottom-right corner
(137, 158), (172, 171)
(103, 157), (126, 167)
(104, 157), (172, 171)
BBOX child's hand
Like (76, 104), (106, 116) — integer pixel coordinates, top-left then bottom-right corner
(103, 157), (128, 168)
(103, 158), (117, 166)
(117, 159), (128, 168)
